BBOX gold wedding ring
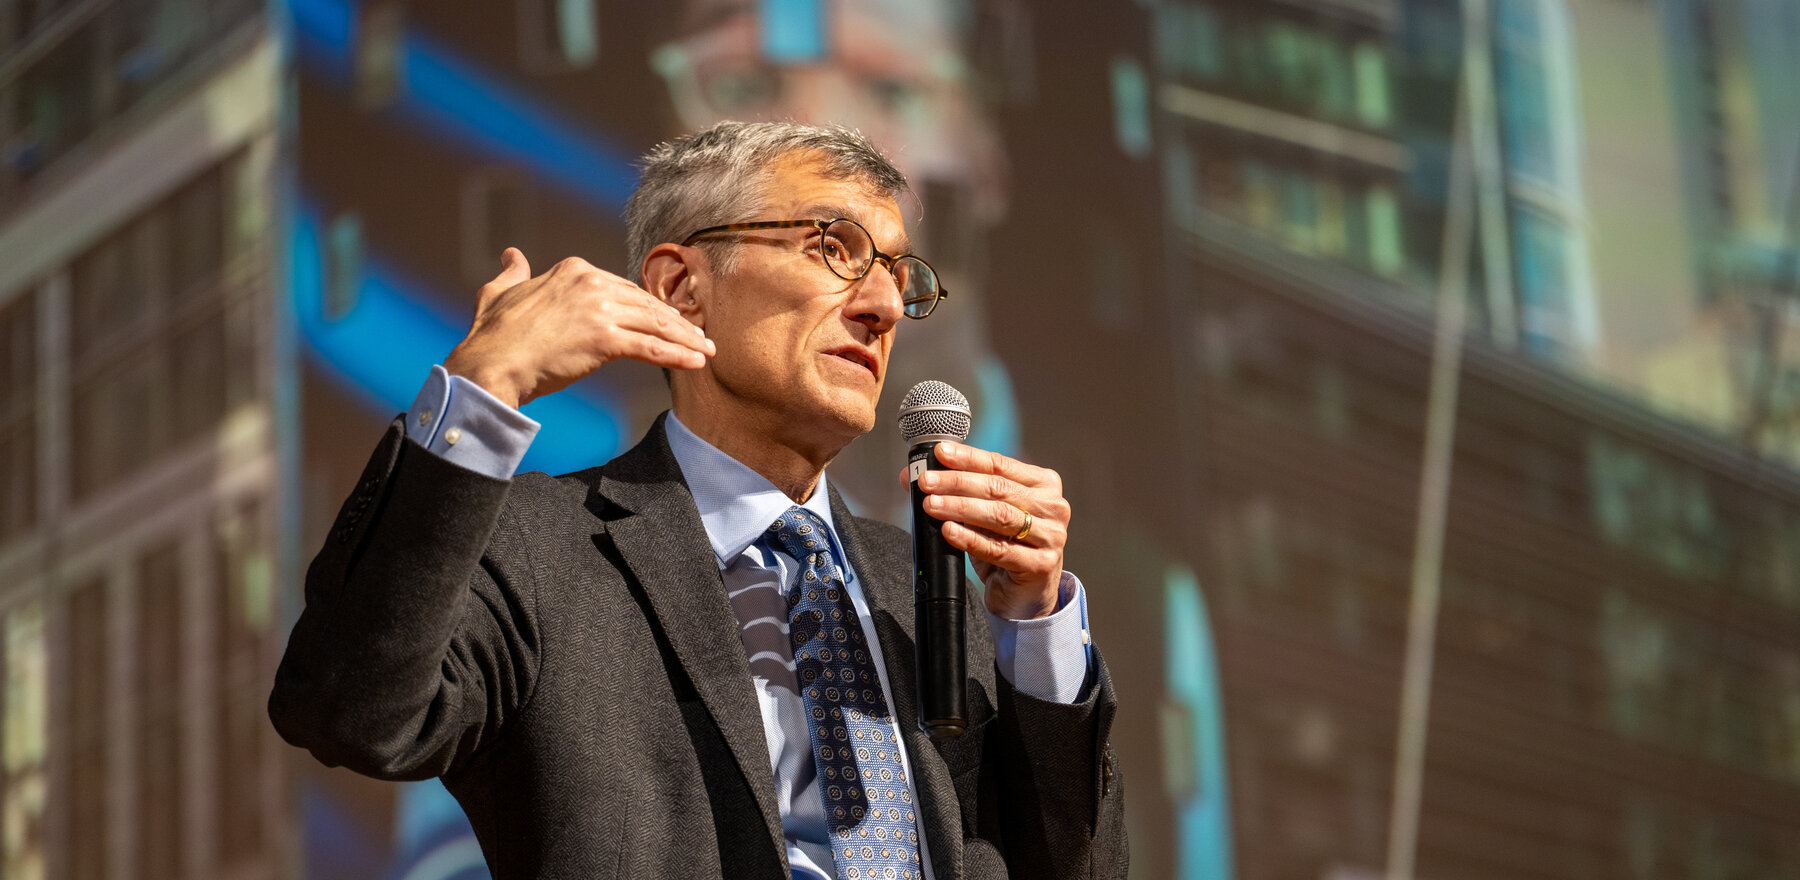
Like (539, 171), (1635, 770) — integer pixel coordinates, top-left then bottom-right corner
(1013, 511), (1034, 542)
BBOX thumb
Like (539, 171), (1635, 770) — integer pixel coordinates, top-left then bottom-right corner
(476, 247), (533, 310)
(495, 247), (532, 287)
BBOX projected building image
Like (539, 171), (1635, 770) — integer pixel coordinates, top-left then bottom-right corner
(1, 1), (1798, 879)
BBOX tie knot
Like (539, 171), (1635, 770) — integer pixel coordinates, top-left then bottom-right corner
(769, 506), (832, 561)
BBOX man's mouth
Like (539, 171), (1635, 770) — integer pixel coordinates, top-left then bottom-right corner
(827, 346), (879, 379)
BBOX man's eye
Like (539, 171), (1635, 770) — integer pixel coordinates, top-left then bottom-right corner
(821, 238), (846, 259)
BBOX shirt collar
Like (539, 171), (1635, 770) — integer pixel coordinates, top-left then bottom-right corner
(664, 411), (839, 565)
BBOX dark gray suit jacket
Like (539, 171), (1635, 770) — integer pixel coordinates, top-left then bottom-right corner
(270, 414), (1126, 879)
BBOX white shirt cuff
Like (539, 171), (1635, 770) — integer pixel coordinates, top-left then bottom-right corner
(404, 365), (541, 479)
(986, 572), (1093, 704)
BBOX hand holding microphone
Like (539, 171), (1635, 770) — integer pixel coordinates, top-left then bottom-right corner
(899, 382), (1075, 738)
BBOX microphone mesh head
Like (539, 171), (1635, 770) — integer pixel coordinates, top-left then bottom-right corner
(898, 380), (971, 443)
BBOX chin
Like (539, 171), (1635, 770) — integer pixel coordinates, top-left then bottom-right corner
(830, 402), (879, 437)
(809, 390), (879, 439)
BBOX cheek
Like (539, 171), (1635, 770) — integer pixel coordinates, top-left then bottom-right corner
(726, 330), (791, 380)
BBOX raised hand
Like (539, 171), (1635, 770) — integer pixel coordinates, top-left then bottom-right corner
(444, 248), (715, 408)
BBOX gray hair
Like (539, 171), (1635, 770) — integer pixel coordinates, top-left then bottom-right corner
(624, 121), (910, 279)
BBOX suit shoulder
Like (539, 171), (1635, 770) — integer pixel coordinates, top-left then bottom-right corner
(499, 469), (598, 526)
(511, 468), (586, 493)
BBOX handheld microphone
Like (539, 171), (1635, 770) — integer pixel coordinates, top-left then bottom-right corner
(897, 381), (972, 741)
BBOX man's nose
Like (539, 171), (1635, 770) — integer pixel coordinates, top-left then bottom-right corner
(846, 259), (904, 333)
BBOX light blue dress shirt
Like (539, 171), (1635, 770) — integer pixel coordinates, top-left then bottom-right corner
(404, 366), (1094, 879)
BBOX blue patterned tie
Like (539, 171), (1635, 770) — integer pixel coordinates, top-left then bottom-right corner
(768, 506), (923, 880)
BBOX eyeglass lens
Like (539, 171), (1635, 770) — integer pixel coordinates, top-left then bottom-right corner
(821, 220), (940, 318)
(897, 260), (939, 318)
(819, 220), (866, 279)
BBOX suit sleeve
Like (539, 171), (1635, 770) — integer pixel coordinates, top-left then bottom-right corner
(968, 585), (1129, 879)
(268, 418), (543, 780)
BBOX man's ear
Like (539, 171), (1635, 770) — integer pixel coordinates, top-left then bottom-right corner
(641, 243), (707, 328)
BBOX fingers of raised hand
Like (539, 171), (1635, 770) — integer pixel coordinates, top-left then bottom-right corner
(549, 269), (709, 366)
(588, 300), (713, 368)
(636, 295), (714, 357)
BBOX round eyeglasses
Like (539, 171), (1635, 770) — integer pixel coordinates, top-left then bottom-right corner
(680, 218), (947, 319)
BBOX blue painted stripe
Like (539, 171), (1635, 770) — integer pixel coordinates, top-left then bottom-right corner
(399, 32), (637, 210)
(288, 0), (638, 212)
(289, 0), (354, 84)
(1165, 566), (1235, 880)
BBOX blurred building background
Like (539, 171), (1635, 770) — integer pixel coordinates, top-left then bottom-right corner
(0, 0), (283, 878)
(0, 0), (1796, 879)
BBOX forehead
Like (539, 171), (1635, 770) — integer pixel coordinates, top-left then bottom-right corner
(761, 154), (909, 249)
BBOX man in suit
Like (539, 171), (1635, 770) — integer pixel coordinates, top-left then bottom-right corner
(270, 121), (1126, 879)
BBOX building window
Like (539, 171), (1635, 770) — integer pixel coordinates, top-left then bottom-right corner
(517, 0), (599, 73)
(2, 600), (47, 880)
(1492, 0), (1596, 358)
(3, 19), (105, 192)
(354, 3), (406, 110)
(1494, 0), (1561, 189)
(67, 156), (255, 501)
(1155, 3), (1223, 84)
(1366, 186), (1403, 276)
(460, 170), (532, 288)
(1756, 509), (1800, 610)
(1352, 43), (1391, 130)
(213, 502), (272, 864)
(1512, 205), (1575, 358)
(64, 577), (107, 880)
(1585, 432), (1731, 580)
(0, 292), (34, 542)
(1195, 153), (1404, 279)
(0, 0), (263, 204)
(136, 541), (184, 880)
(1599, 590), (1673, 741)
(1160, 6), (1393, 134)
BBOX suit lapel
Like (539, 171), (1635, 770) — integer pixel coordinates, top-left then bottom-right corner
(591, 417), (786, 868)
(830, 489), (964, 880)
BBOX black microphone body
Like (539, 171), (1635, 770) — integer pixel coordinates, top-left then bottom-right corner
(908, 441), (967, 740)
(898, 380), (974, 742)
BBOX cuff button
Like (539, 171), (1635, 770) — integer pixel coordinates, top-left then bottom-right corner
(444, 427), (462, 445)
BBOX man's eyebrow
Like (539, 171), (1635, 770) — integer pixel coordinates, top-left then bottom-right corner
(799, 203), (854, 222)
